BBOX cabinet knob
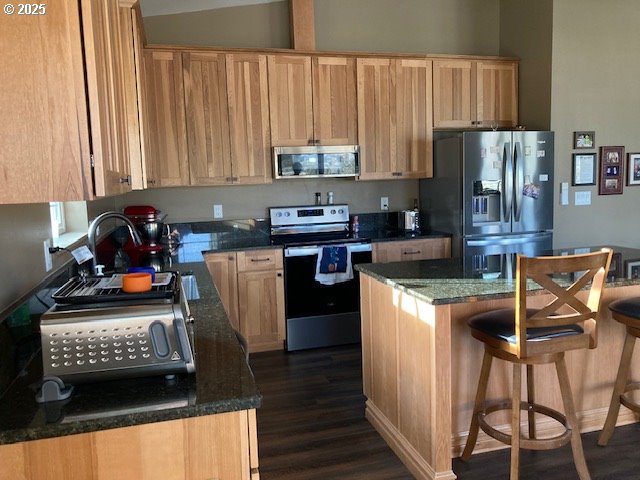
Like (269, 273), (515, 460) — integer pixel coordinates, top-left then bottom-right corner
(119, 175), (131, 185)
(277, 272), (282, 277)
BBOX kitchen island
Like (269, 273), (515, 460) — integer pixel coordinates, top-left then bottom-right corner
(356, 246), (640, 480)
(0, 262), (261, 480)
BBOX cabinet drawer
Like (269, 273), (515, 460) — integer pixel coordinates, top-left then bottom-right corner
(373, 238), (451, 263)
(237, 248), (283, 272)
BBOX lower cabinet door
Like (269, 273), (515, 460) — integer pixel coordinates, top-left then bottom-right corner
(204, 252), (240, 331)
(237, 269), (285, 352)
(0, 410), (259, 480)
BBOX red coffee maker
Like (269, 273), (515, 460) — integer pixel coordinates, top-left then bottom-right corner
(122, 205), (169, 271)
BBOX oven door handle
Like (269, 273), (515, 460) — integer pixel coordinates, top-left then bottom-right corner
(284, 243), (372, 257)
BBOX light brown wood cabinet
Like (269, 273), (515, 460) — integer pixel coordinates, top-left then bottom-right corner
(433, 58), (518, 129)
(205, 248), (285, 352)
(356, 58), (433, 180)
(226, 53), (273, 184)
(0, 0), (141, 203)
(119, 3), (144, 191)
(0, 410), (259, 480)
(144, 51), (272, 186)
(268, 54), (357, 146)
(183, 52), (232, 185)
(142, 50), (190, 187)
(372, 238), (451, 263)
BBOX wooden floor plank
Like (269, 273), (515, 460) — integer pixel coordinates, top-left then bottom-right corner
(250, 344), (640, 480)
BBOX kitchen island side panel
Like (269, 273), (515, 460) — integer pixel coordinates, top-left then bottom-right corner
(360, 274), (456, 480)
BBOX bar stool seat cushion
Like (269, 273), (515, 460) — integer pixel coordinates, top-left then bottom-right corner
(469, 308), (584, 345)
(609, 297), (640, 319)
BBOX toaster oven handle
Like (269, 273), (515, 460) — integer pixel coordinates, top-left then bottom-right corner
(174, 319), (193, 364)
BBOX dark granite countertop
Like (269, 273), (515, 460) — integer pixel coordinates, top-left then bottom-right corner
(356, 245), (640, 306)
(0, 262), (260, 446)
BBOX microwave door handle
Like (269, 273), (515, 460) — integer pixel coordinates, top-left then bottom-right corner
(502, 143), (513, 221)
(513, 142), (524, 222)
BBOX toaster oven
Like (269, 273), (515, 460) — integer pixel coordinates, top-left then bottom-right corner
(39, 272), (195, 386)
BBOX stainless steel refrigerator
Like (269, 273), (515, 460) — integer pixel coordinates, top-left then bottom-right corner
(420, 131), (554, 263)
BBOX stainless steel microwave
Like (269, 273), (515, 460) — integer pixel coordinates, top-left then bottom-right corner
(273, 145), (360, 179)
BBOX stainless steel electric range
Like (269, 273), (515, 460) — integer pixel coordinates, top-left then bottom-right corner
(269, 205), (372, 351)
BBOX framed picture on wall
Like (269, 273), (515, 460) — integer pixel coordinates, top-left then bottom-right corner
(598, 146), (624, 195)
(627, 152), (640, 186)
(572, 153), (596, 185)
(574, 131), (595, 149)
(626, 260), (640, 279)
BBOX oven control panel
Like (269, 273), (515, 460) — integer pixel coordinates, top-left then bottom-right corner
(270, 204), (349, 226)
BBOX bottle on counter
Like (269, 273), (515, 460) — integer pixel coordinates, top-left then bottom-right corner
(315, 192), (322, 205)
(351, 215), (360, 234)
(327, 191), (334, 204)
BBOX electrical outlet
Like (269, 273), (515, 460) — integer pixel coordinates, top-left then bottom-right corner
(43, 239), (52, 272)
(380, 197), (389, 211)
(213, 204), (223, 219)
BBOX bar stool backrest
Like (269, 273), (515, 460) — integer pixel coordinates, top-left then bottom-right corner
(515, 248), (613, 358)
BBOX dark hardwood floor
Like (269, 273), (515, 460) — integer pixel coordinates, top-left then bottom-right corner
(250, 344), (640, 480)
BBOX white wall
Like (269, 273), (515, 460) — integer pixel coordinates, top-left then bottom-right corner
(121, 180), (419, 222)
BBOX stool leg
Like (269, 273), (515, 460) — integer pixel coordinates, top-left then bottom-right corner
(598, 332), (636, 446)
(556, 355), (591, 480)
(462, 349), (493, 460)
(510, 362), (522, 480)
(527, 364), (536, 439)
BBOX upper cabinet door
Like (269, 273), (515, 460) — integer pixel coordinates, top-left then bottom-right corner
(83, 0), (132, 197)
(143, 50), (190, 187)
(226, 53), (272, 184)
(395, 59), (433, 178)
(267, 54), (357, 147)
(119, 5), (144, 191)
(183, 52), (232, 185)
(476, 61), (518, 129)
(312, 56), (357, 145)
(267, 55), (313, 147)
(0, 0), (92, 203)
(356, 58), (396, 180)
(432, 59), (476, 129)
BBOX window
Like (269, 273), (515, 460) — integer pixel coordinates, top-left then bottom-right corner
(49, 202), (66, 239)
(49, 201), (88, 247)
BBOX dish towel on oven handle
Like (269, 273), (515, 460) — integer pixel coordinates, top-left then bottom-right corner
(315, 245), (353, 285)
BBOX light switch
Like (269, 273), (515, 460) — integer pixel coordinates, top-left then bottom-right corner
(560, 182), (569, 206)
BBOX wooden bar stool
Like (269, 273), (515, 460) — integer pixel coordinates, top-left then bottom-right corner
(462, 249), (613, 480)
(598, 297), (640, 446)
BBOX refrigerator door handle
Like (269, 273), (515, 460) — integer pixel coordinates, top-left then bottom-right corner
(513, 142), (525, 221)
(466, 234), (545, 247)
(502, 143), (513, 221)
